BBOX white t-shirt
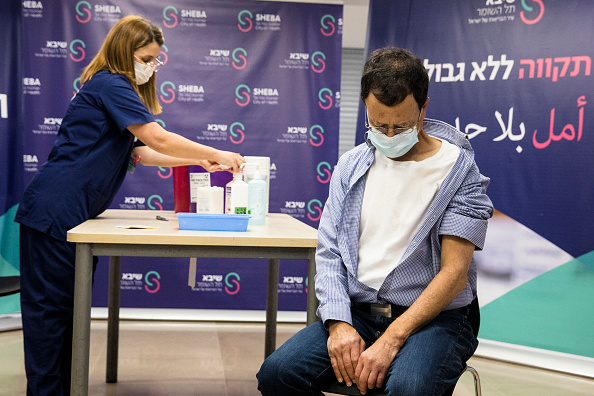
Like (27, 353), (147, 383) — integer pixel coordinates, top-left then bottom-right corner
(357, 138), (460, 290)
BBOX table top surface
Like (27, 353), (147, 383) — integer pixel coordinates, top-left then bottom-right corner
(67, 210), (318, 248)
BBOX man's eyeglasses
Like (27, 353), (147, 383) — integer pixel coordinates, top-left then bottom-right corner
(365, 110), (421, 135)
(134, 55), (164, 72)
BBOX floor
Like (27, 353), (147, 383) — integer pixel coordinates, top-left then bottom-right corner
(1, 320), (593, 395)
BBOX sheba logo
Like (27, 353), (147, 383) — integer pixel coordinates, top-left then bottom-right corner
(178, 85), (204, 93)
(210, 49), (230, 57)
(283, 277), (303, 284)
(285, 201), (305, 209)
(163, 6), (178, 28)
(75, 1), (91, 23)
(232, 48), (247, 69)
(124, 197), (146, 204)
(44, 118), (62, 125)
(254, 88), (279, 96)
(94, 5), (120, 13)
(23, 155), (39, 163)
(207, 124), (228, 132)
(229, 122), (245, 144)
(311, 51), (326, 73)
(122, 273), (142, 281)
(290, 53), (309, 60)
(238, 10), (253, 32)
(181, 9), (206, 18)
(235, 85), (250, 106)
(47, 41), (67, 49)
(287, 127), (307, 134)
(256, 14), (280, 22)
(144, 271), (160, 293)
(202, 275), (223, 282)
(23, 78), (41, 86)
(23, 1), (43, 8)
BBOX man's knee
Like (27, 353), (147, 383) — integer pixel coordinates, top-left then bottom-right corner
(386, 377), (433, 396)
(386, 369), (459, 396)
(257, 321), (329, 394)
(257, 350), (307, 394)
(256, 353), (280, 392)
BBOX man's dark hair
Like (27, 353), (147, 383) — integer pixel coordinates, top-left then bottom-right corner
(360, 47), (429, 110)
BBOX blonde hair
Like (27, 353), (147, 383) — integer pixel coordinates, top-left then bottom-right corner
(80, 15), (164, 114)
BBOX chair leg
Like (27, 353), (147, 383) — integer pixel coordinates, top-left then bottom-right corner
(464, 366), (482, 396)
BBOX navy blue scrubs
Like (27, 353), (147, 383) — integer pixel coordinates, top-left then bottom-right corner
(15, 70), (154, 395)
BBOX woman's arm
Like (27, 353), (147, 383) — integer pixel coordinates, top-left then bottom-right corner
(127, 122), (244, 171)
(132, 145), (223, 172)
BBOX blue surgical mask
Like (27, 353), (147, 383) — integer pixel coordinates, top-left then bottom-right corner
(367, 125), (419, 158)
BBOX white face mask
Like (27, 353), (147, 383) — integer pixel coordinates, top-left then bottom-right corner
(134, 61), (155, 85)
(367, 125), (419, 158)
(365, 110), (421, 158)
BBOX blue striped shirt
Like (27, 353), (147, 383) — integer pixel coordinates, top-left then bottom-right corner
(315, 119), (494, 326)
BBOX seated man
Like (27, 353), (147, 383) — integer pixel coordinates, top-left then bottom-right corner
(257, 46), (493, 396)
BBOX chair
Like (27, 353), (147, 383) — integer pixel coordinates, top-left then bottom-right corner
(323, 365), (482, 396)
(324, 381), (386, 395)
(0, 276), (20, 297)
(0, 276), (22, 332)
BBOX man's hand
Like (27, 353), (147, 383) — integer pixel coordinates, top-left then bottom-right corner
(354, 334), (403, 394)
(327, 321), (366, 387)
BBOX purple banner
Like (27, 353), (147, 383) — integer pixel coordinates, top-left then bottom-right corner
(0, 0), (24, 316)
(359, 0), (593, 258)
(21, 0), (342, 312)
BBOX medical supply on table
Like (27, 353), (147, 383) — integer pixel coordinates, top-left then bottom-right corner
(177, 213), (250, 232)
(243, 156), (270, 214)
(173, 166), (191, 213)
(225, 171), (248, 214)
(189, 172), (211, 213)
(196, 186), (224, 214)
(248, 164), (267, 225)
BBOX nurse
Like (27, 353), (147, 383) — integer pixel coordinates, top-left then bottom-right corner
(15, 15), (245, 395)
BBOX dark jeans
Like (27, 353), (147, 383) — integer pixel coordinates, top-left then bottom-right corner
(257, 306), (477, 396)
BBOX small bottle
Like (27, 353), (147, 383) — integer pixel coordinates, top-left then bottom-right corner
(225, 171), (248, 214)
(248, 165), (267, 225)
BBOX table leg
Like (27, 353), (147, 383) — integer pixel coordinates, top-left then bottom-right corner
(264, 258), (279, 358)
(307, 248), (319, 325)
(106, 256), (121, 383)
(71, 243), (93, 396)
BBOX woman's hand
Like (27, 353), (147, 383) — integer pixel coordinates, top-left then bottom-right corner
(213, 150), (246, 172)
(197, 160), (224, 172)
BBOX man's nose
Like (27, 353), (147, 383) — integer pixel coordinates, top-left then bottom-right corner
(385, 129), (397, 137)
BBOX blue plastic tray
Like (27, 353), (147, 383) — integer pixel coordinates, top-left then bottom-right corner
(176, 213), (250, 232)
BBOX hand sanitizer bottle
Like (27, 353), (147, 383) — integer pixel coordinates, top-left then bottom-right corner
(225, 171), (248, 214)
(248, 165), (267, 225)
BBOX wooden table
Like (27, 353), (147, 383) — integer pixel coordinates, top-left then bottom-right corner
(67, 209), (318, 396)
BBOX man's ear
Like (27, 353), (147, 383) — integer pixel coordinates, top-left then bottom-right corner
(420, 97), (430, 120)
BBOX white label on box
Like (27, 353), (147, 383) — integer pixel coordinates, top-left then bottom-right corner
(189, 173), (211, 203)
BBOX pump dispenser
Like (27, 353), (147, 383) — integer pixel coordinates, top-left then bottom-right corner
(225, 171), (248, 214)
(248, 164), (267, 225)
